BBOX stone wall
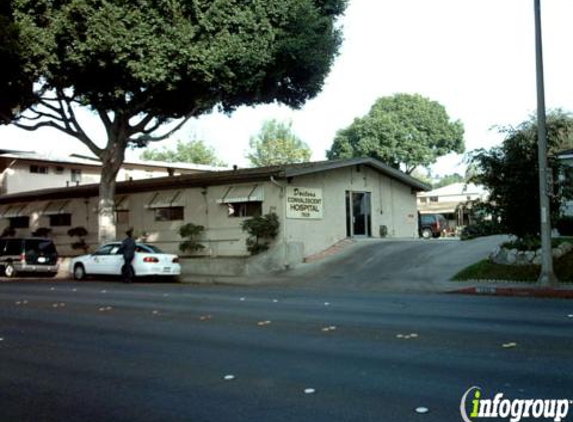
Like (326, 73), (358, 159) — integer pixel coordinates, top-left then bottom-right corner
(490, 242), (573, 266)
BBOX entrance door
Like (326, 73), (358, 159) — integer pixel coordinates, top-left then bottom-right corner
(346, 191), (372, 237)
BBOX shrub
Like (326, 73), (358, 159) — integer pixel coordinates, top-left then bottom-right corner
(241, 212), (280, 255)
(502, 236), (567, 251)
(1, 227), (15, 237)
(179, 223), (205, 253)
(460, 220), (504, 240)
(556, 216), (573, 236)
(32, 227), (52, 237)
(67, 226), (89, 253)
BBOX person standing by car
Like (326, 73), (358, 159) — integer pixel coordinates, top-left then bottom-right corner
(119, 228), (136, 283)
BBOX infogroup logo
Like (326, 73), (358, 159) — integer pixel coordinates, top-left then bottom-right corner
(460, 386), (571, 422)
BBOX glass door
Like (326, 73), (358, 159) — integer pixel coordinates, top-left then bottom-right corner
(345, 191), (372, 237)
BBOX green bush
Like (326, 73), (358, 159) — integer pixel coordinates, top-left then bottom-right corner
(179, 223), (205, 253)
(556, 217), (573, 236)
(460, 220), (504, 240)
(1, 227), (15, 237)
(32, 227), (52, 237)
(502, 236), (569, 251)
(68, 226), (89, 253)
(241, 212), (280, 255)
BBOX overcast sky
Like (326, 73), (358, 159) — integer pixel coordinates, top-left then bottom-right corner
(1, 0), (573, 176)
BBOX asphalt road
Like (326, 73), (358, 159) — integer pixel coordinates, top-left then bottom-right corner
(1, 279), (572, 422)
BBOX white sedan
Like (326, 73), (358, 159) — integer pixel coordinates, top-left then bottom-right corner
(70, 242), (181, 280)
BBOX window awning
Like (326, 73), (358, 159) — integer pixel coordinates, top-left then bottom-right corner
(1, 204), (27, 218)
(217, 185), (264, 204)
(146, 191), (183, 209)
(115, 195), (130, 211)
(41, 200), (70, 216)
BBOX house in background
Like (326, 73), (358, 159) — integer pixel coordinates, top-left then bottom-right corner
(417, 182), (488, 228)
(0, 149), (227, 195)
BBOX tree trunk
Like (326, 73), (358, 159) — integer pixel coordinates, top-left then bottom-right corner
(98, 139), (125, 244)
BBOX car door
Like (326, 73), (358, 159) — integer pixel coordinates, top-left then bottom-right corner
(84, 244), (115, 275)
(109, 245), (124, 276)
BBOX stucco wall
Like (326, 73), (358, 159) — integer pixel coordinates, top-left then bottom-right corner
(283, 166), (418, 257)
(0, 160), (202, 194)
(0, 167), (419, 260)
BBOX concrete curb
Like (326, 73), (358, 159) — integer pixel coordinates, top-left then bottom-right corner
(450, 285), (573, 299)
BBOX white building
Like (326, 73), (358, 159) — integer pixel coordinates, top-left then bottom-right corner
(0, 150), (226, 195)
(0, 158), (429, 271)
(417, 182), (488, 227)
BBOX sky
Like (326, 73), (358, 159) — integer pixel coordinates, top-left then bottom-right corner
(1, 0), (573, 177)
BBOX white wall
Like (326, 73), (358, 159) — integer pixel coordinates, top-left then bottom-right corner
(283, 166), (418, 257)
(0, 168), (419, 259)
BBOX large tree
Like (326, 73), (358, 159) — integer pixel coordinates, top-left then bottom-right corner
(141, 139), (226, 167)
(4, 0), (346, 242)
(247, 119), (311, 167)
(468, 111), (573, 238)
(0, 1), (34, 121)
(327, 93), (465, 174)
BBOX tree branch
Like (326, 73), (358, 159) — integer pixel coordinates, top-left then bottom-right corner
(129, 115), (192, 145)
(57, 90), (103, 157)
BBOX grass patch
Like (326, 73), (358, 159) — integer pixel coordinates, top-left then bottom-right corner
(453, 252), (573, 283)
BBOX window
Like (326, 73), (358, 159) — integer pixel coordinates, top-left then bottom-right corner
(5, 239), (23, 255)
(154, 207), (184, 222)
(30, 165), (48, 174)
(429, 196), (439, 203)
(227, 202), (262, 218)
(9, 216), (29, 228)
(116, 210), (130, 225)
(55, 166), (64, 174)
(49, 213), (72, 227)
(419, 197), (427, 204)
(71, 169), (82, 182)
(94, 244), (117, 255)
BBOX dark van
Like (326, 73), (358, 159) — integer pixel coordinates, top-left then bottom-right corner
(418, 214), (449, 239)
(0, 237), (59, 277)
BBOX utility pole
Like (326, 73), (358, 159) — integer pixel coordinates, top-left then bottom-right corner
(534, 0), (557, 285)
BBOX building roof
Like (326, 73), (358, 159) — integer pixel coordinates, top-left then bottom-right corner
(0, 157), (430, 205)
(418, 182), (487, 198)
(0, 149), (228, 172)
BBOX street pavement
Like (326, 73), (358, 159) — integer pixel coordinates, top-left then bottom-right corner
(1, 279), (572, 422)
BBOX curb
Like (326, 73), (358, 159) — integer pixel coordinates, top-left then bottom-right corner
(451, 286), (573, 299)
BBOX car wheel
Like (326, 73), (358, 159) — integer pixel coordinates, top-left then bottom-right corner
(421, 228), (433, 239)
(73, 264), (86, 281)
(4, 263), (16, 278)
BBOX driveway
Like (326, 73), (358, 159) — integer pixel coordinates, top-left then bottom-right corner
(285, 235), (509, 292)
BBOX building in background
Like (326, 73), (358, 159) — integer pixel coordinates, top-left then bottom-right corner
(417, 183), (488, 228)
(0, 149), (226, 195)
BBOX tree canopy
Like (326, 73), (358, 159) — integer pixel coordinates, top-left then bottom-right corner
(468, 111), (573, 238)
(141, 139), (226, 167)
(0, 1), (34, 121)
(4, 0), (346, 241)
(247, 119), (312, 167)
(433, 173), (465, 189)
(327, 93), (465, 174)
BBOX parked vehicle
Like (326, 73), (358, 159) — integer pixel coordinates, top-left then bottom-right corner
(418, 213), (449, 239)
(70, 242), (181, 280)
(0, 237), (59, 277)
